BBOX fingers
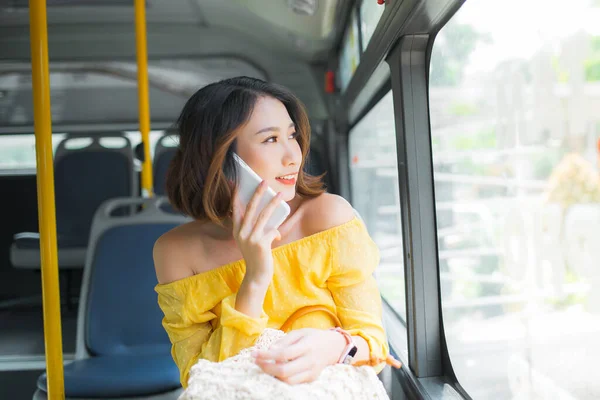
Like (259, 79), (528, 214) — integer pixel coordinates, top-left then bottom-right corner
(254, 353), (315, 384)
(231, 193), (243, 236)
(263, 228), (281, 244)
(239, 181), (267, 237)
(254, 337), (308, 364)
(252, 192), (283, 235)
(281, 369), (317, 385)
(252, 330), (323, 385)
(271, 329), (305, 350)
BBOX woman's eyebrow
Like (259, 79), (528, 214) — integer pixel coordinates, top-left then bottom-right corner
(255, 122), (295, 135)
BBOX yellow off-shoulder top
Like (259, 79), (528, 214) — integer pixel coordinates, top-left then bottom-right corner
(154, 217), (389, 388)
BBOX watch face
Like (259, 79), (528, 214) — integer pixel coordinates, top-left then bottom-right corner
(343, 345), (359, 364)
(349, 346), (358, 357)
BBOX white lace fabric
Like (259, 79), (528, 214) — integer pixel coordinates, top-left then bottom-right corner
(179, 328), (390, 400)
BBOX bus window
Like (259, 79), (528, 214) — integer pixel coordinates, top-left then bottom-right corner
(337, 8), (360, 92)
(430, 0), (600, 398)
(0, 131), (171, 175)
(349, 85), (407, 334)
(338, 1), (386, 92)
(0, 134), (66, 174)
(359, 0), (385, 51)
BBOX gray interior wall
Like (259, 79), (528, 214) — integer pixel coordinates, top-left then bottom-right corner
(0, 1), (333, 124)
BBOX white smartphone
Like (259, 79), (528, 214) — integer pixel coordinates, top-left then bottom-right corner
(232, 153), (291, 232)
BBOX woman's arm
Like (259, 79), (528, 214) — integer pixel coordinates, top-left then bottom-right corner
(313, 194), (389, 367)
(155, 184), (287, 387)
(235, 278), (270, 318)
(253, 194), (390, 383)
(154, 233), (270, 388)
(232, 183), (284, 318)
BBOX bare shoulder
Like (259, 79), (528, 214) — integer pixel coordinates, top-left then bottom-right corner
(153, 222), (204, 285)
(302, 193), (356, 235)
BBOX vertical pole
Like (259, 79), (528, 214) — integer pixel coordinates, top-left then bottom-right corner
(29, 0), (65, 398)
(135, 0), (153, 197)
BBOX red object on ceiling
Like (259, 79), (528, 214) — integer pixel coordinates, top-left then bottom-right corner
(325, 71), (335, 94)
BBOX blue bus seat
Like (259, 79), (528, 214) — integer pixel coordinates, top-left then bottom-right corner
(11, 134), (136, 270)
(153, 134), (177, 196)
(37, 353), (179, 398)
(33, 196), (189, 400)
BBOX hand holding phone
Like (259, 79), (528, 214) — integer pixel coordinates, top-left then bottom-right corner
(231, 153), (291, 285)
(232, 153), (290, 232)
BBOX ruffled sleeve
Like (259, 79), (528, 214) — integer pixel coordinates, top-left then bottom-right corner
(155, 268), (268, 388)
(326, 218), (389, 372)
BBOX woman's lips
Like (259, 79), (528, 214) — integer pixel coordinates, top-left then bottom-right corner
(275, 174), (297, 186)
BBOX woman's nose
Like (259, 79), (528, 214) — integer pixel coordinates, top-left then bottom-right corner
(282, 143), (300, 166)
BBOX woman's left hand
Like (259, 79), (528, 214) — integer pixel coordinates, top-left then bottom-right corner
(252, 328), (346, 385)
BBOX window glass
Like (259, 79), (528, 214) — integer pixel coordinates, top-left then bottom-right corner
(349, 85), (407, 330)
(0, 134), (66, 173)
(338, 9), (360, 92)
(359, 0), (385, 51)
(430, 1), (600, 398)
(0, 131), (167, 173)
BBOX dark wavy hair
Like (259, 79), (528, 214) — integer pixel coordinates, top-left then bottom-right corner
(166, 76), (325, 224)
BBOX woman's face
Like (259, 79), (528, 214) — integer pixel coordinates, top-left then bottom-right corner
(234, 96), (302, 202)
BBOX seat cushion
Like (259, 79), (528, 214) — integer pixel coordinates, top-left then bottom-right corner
(11, 232), (87, 269)
(10, 242), (86, 269)
(37, 353), (181, 398)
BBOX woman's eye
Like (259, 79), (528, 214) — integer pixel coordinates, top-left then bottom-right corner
(263, 132), (296, 143)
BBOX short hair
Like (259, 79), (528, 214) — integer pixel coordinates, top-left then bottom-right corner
(166, 76), (325, 224)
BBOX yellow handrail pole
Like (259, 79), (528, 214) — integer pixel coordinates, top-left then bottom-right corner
(29, 0), (65, 399)
(135, 0), (153, 197)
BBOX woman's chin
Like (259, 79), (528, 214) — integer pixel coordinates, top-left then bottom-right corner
(281, 188), (297, 203)
(270, 182), (296, 202)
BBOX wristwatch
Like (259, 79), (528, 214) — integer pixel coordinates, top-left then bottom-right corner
(330, 327), (358, 365)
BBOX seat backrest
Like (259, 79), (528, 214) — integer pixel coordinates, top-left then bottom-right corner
(75, 196), (191, 358)
(54, 134), (136, 246)
(153, 134), (178, 196)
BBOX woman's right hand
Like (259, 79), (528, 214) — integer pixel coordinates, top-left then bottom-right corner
(232, 180), (283, 286)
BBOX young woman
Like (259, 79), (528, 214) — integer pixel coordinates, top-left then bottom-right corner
(153, 76), (391, 388)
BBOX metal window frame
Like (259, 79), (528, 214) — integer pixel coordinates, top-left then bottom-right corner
(387, 34), (442, 378)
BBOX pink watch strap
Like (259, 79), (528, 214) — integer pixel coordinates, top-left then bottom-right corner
(330, 327), (357, 364)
